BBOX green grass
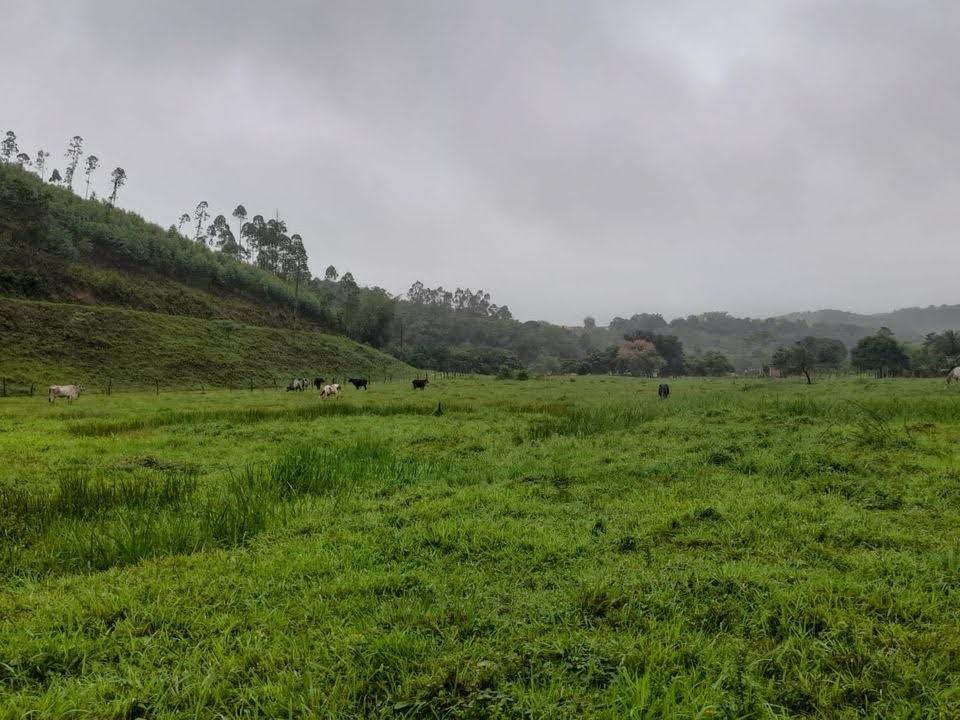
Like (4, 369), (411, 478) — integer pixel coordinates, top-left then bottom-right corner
(0, 296), (413, 392)
(1, 376), (959, 718)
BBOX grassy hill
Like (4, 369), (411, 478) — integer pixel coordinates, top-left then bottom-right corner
(0, 297), (412, 394)
(0, 162), (339, 330)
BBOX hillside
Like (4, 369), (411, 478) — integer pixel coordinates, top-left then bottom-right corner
(779, 305), (960, 341)
(2, 161), (958, 376)
(0, 162), (343, 331)
(0, 297), (412, 393)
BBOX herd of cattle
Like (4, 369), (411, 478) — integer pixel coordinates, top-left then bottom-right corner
(284, 376), (429, 397)
(41, 367), (960, 404)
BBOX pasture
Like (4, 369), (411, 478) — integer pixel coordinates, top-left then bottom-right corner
(0, 376), (958, 718)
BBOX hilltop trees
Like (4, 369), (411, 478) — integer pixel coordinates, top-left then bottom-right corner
(207, 214), (239, 257)
(1, 131), (17, 162)
(231, 205), (247, 256)
(193, 201), (210, 242)
(49, 168), (62, 184)
(63, 136), (83, 190)
(108, 167), (127, 206)
(34, 150), (50, 181)
(83, 156), (99, 198)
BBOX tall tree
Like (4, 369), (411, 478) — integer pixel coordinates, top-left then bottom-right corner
(851, 330), (910, 378)
(63, 135), (84, 190)
(325, 265), (338, 281)
(207, 214), (239, 256)
(34, 149), (50, 180)
(287, 233), (310, 318)
(177, 213), (191, 233)
(108, 167), (127, 206)
(49, 168), (63, 184)
(15, 153), (31, 168)
(83, 155), (100, 199)
(232, 205), (247, 258)
(242, 215), (266, 262)
(1, 131), (17, 162)
(193, 201), (210, 242)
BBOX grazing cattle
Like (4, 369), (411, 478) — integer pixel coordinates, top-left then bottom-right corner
(320, 383), (341, 398)
(286, 378), (309, 391)
(49, 384), (84, 403)
(313, 377), (325, 390)
(412, 378), (429, 390)
(348, 377), (368, 390)
(947, 367), (960, 385)
(658, 383), (670, 399)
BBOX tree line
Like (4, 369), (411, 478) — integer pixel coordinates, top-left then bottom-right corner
(770, 328), (960, 380)
(2, 129), (126, 205)
(4, 150), (959, 379)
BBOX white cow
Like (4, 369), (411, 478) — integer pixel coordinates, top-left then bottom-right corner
(320, 383), (341, 398)
(947, 367), (960, 385)
(48, 384), (84, 403)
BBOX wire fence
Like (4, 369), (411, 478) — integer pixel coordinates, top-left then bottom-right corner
(0, 371), (475, 398)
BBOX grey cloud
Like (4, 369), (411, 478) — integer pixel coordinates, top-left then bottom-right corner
(2, 0), (958, 324)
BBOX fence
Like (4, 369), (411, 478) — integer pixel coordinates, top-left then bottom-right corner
(0, 371), (476, 399)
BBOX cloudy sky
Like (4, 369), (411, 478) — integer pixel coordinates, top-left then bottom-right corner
(2, 1), (958, 324)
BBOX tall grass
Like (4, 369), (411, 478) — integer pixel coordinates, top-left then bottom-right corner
(1, 440), (447, 577)
(527, 405), (662, 439)
(68, 401), (469, 437)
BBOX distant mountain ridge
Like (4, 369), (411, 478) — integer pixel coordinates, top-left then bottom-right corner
(776, 305), (960, 341)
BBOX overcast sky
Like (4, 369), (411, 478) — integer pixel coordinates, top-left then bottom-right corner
(2, 1), (958, 324)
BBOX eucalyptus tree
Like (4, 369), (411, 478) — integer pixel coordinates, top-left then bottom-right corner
(207, 214), (239, 256)
(83, 155), (100, 198)
(63, 135), (84, 190)
(232, 205), (247, 258)
(193, 201), (210, 242)
(34, 149), (50, 180)
(1, 130), (17, 162)
(108, 167), (127, 206)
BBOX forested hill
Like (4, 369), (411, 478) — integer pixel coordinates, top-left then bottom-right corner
(777, 306), (960, 341)
(2, 157), (958, 375)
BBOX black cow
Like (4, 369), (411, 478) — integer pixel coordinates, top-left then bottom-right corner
(412, 378), (429, 390)
(348, 377), (369, 390)
(313, 377), (325, 390)
(658, 383), (670, 399)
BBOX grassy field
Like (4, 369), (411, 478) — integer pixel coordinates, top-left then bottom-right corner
(0, 297), (412, 393)
(0, 376), (958, 718)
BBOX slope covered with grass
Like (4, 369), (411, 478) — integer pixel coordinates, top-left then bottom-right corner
(0, 297), (412, 392)
(0, 162), (340, 330)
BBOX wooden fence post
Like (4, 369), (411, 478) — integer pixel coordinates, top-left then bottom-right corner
(107, 379), (112, 396)
(30, 383), (35, 397)
(1, 377), (5, 397)
(156, 379), (160, 395)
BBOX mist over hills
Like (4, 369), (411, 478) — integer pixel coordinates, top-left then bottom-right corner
(775, 306), (960, 341)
